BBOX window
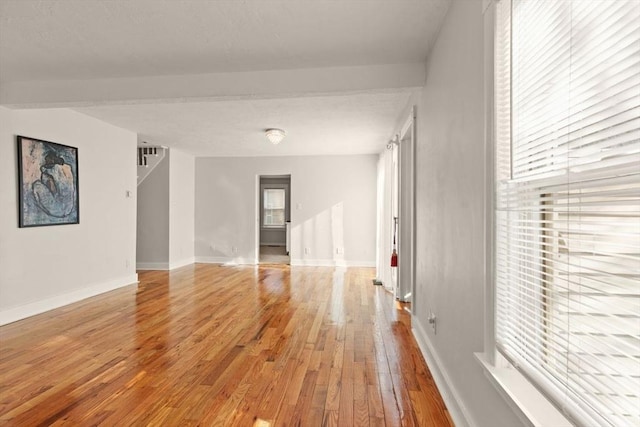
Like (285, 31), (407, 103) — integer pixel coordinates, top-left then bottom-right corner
(263, 188), (286, 228)
(494, 1), (640, 426)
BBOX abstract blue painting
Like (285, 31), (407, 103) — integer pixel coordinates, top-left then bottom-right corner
(17, 136), (79, 227)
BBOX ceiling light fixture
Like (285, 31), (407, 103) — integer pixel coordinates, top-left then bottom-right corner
(265, 128), (286, 145)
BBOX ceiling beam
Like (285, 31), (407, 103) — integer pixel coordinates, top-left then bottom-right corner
(0, 63), (425, 109)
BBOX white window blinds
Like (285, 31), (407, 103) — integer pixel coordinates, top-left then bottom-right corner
(494, 0), (640, 426)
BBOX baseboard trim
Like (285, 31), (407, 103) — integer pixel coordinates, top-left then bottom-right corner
(0, 274), (139, 326)
(136, 262), (170, 270)
(412, 319), (475, 427)
(169, 257), (195, 270)
(290, 258), (334, 267)
(194, 257), (375, 268)
(195, 256), (258, 266)
(137, 260), (196, 270)
(290, 259), (376, 267)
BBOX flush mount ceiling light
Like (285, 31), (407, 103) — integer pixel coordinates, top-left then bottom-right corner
(265, 128), (286, 145)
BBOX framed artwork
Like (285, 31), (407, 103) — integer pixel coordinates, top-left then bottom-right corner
(17, 135), (79, 227)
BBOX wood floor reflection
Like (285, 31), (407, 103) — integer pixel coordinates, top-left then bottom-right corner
(0, 264), (453, 426)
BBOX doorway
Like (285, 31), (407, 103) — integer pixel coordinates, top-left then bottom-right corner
(258, 175), (291, 265)
(397, 110), (415, 305)
(376, 108), (415, 304)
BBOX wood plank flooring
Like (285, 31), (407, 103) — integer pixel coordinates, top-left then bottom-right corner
(0, 265), (453, 426)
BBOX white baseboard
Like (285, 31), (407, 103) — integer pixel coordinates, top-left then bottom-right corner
(290, 259), (376, 267)
(136, 262), (170, 270)
(137, 260), (195, 270)
(290, 258), (334, 267)
(169, 257), (195, 270)
(412, 319), (475, 427)
(0, 274), (139, 326)
(343, 260), (376, 268)
(194, 257), (375, 268)
(195, 256), (257, 266)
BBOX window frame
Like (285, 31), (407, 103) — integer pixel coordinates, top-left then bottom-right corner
(480, 1), (640, 427)
(260, 184), (289, 230)
(479, 2), (570, 425)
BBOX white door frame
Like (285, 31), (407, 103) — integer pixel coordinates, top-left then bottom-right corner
(375, 144), (397, 292)
(254, 174), (292, 264)
(397, 107), (416, 305)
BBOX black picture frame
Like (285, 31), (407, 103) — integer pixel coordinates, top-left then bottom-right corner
(17, 135), (80, 227)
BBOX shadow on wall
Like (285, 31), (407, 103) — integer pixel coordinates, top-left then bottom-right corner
(196, 200), (347, 266)
(195, 174), (252, 263)
(292, 202), (346, 265)
(195, 184), (353, 266)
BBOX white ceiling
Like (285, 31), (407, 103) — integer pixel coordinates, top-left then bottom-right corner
(76, 91), (414, 156)
(0, 0), (450, 156)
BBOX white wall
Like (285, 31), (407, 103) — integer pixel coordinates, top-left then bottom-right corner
(195, 155), (377, 266)
(137, 149), (170, 269)
(169, 148), (195, 269)
(137, 148), (195, 270)
(0, 107), (138, 325)
(407, 1), (524, 426)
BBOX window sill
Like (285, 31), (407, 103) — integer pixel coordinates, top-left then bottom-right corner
(474, 353), (573, 427)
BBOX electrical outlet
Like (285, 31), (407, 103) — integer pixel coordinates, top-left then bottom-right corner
(304, 247), (310, 255)
(428, 312), (437, 334)
(232, 246), (238, 254)
(125, 259), (130, 269)
(335, 247), (344, 255)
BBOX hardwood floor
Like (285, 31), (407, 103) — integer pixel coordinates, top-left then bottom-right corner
(259, 246), (290, 265)
(0, 265), (453, 426)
